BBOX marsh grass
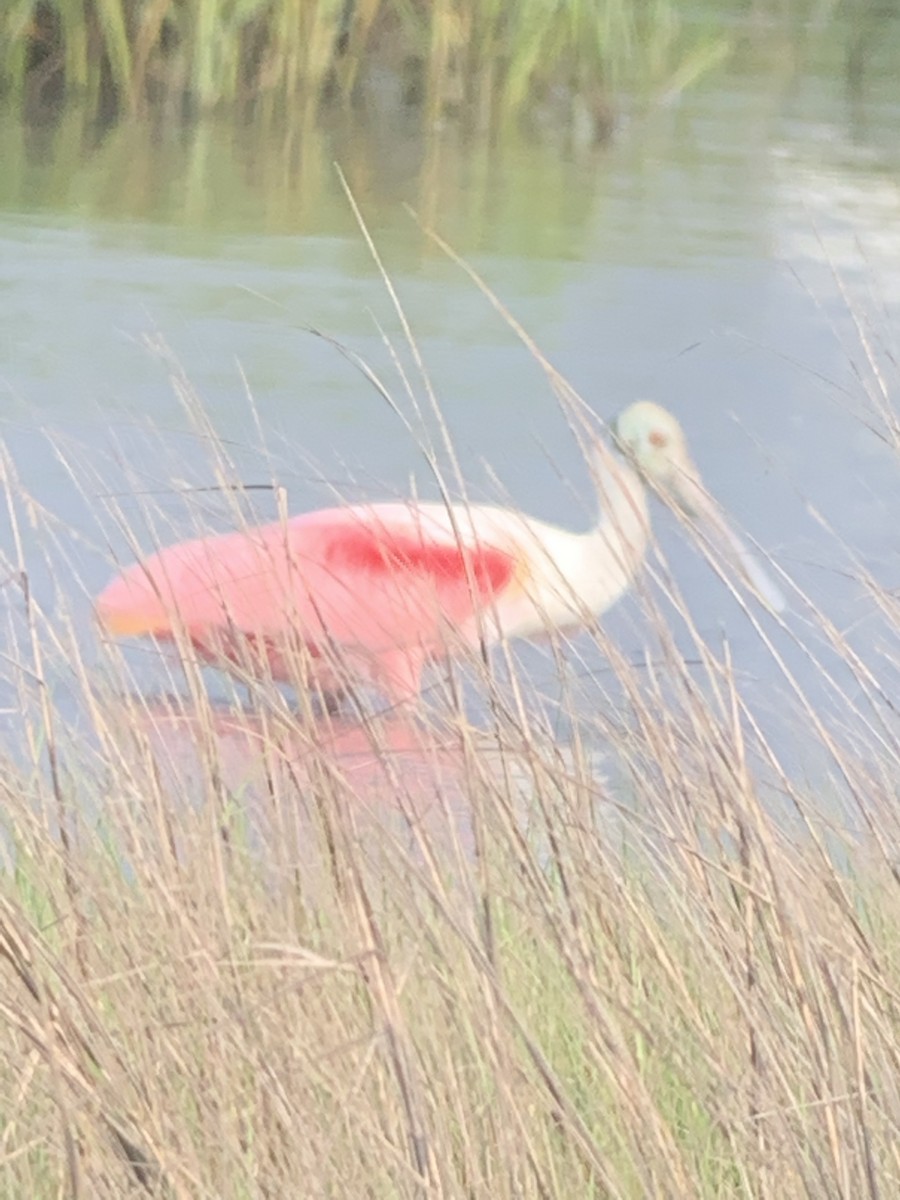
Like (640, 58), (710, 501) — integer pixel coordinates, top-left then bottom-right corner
(3, 0), (731, 132)
(1, 228), (899, 1198)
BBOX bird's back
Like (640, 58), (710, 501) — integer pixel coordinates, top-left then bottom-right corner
(96, 501), (522, 655)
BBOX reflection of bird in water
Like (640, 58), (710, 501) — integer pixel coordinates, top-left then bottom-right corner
(96, 402), (783, 707)
(128, 699), (545, 874)
(145, 700), (463, 804)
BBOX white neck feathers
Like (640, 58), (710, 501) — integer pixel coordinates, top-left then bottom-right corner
(581, 436), (651, 613)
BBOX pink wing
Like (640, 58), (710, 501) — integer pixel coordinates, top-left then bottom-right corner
(97, 504), (518, 664)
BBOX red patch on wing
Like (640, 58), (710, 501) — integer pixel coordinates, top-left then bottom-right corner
(325, 526), (515, 601)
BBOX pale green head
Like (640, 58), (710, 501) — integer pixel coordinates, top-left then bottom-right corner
(611, 400), (786, 613)
(612, 400), (699, 511)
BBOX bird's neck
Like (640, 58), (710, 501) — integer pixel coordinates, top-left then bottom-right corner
(585, 438), (651, 600)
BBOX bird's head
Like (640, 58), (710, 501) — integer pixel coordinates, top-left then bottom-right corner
(611, 399), (786, 613)
(612, 400), (700, 513)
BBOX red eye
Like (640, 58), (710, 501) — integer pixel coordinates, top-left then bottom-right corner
(649, 429), (668, 448)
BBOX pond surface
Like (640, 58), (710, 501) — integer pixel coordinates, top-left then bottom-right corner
(1, 20), (900, 802)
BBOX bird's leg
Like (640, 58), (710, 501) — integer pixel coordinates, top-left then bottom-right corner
(317, 687), (348, 717)
(374, 648), (426, 714)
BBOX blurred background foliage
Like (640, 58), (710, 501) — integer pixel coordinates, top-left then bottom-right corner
(1, 0), (761, 138)
(1, 1), (897, 253)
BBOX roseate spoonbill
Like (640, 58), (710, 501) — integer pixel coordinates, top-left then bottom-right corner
(96, 401), (783, 705)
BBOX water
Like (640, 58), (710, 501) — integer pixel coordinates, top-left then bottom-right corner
(1, 22), (900, 810)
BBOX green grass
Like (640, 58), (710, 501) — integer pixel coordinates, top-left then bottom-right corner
(2, 0), (732, 132)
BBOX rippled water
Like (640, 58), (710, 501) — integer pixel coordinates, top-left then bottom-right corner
(1, 22), (899, 799)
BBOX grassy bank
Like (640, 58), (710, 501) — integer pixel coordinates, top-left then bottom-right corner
(1, 569), (898, 1197)
(1, 689), (897, 1199)
(2, 0), (732, 133)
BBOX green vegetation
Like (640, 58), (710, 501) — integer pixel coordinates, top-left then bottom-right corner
(2, 0), (732, 133)
(0, 253), (898, 1197)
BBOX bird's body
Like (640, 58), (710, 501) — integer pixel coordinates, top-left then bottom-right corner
(96, 402), (781, 704)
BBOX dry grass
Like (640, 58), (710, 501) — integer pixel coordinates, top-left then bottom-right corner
(1, 590), (898, 1199)
(0, 236), (898, 1199)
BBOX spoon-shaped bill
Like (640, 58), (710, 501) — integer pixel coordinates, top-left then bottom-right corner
(714, 521), (786, 614)
(671, 466), (786, 615)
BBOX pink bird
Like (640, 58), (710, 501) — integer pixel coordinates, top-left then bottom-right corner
(96, 402), (783, 706)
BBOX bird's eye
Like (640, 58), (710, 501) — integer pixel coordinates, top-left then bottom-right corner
(649, 429), (668, 448)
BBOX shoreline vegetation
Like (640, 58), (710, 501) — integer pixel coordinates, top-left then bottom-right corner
(4, 0), (745, 137)
(1, 1), (895, 146)
(2, 1), (895, 245)
(0, 243), (898, 1194)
